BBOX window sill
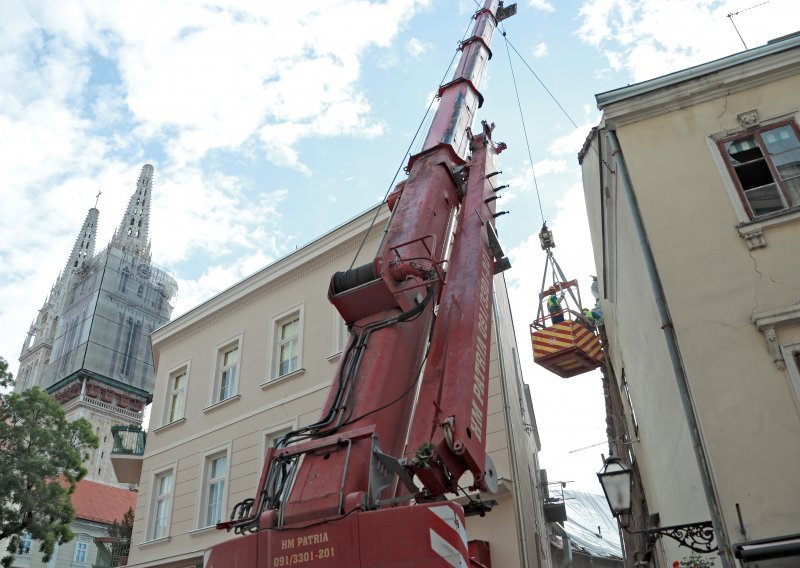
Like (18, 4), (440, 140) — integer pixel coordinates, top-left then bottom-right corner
(154, 417), (186, 434)
(326, 351), (343, 362)
(202, 395), (241, 413)
(260, 368), (306, 390)
(189, 525), (218, 537)
(136, 536), (171, 548)
(737, 206), (800, 250)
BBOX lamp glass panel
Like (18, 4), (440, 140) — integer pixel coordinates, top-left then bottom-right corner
(598, 462), (632, 515)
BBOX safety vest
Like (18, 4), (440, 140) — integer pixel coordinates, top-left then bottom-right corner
(547, 295), (560, 310)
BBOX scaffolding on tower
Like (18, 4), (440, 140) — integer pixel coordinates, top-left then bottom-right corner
(530, 224), (603, 378)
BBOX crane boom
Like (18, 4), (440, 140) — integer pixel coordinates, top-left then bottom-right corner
(204, 2), (515, 566)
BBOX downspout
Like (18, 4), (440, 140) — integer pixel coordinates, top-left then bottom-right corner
(493, 292), (531, 568)
(606, 130), (732, 567)
(553, 523), (573, 568)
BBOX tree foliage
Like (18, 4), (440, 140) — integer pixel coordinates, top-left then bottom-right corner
(0, 356), (99, 567)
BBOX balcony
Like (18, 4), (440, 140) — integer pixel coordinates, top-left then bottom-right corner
(94, 536), (130, 567)
(110, 425), (146, 484)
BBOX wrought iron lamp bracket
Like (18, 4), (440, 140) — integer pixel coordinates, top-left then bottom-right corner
(631, 520), (718, 554)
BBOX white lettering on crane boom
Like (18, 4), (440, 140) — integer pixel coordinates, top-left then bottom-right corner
(469, 250), (492, 443)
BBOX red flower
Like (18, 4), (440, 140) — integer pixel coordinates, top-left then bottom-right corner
(673, 562), (680, 568)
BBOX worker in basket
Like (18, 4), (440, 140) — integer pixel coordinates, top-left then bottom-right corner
(546, 287), (565, 324)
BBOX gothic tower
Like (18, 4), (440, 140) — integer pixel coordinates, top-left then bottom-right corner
(16, 207), (99, 393)
(19, 165), (177, 487)
(111, 164), (153, 261)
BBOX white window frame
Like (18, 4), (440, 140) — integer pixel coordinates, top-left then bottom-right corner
(259, 421), (297, 478)
(708, 112), (800, 248)
(162, 360), (190, 426)
(329, 309), (349, 360)
(258, 421), (299, 504)
(267, 305), (304, 381)
(210, 335), (243, 406)
(73, 539), (88, 564)
(197, 444), (231, 530)
(19, 531), (32, 555)
(146, 463), (176, 542)
(715, 118), (800, 220)
(781, 341), (800, 409)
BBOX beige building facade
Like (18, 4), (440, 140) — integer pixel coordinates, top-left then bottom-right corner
(580, 33), (800, 568)
(121, 206), (554, 568)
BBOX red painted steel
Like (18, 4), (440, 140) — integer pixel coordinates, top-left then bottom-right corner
(405, 124), (503, 496)
(206, 503), (470, 567)
(205, 2), (512, 566)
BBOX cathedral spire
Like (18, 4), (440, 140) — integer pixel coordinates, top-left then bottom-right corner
(63, 207), (99, 276)
(111, 164), (153, 261)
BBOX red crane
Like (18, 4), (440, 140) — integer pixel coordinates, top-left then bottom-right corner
(205, 2), (517, 566)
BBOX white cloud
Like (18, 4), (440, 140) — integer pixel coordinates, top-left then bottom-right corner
(0, 1), (438, 369)
(528, 0), (555, 13)
(150, 167), (289, 265)
(172, 250), (277, 320)
(532, 41), (548, 58)
(548, 120), (600, 157)
(406, 37), (430, 57)
(577, 0), (800, 81)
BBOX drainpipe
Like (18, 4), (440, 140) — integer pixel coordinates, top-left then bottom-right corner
(606, 130), (732, 568)
(553, 523), (573, 568)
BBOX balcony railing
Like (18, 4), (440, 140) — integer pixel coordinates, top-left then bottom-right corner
(94, 537), (130, 567)
(111, 425), (146, 456)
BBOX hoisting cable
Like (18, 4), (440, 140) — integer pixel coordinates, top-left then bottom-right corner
(500, 23), (545, 226)
(347, 17), (477, 271)
(502, 33), (613, 173)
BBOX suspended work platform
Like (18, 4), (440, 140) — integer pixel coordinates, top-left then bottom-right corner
(530, 224), (603, 378)
(530, 318), (603, 378)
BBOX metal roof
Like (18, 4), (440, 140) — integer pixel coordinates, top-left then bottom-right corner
(562, 490), (623, 560)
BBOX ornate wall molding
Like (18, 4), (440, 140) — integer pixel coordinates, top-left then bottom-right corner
(753, 304), (800, 370)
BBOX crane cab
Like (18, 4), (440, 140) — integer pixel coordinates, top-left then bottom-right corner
(531, 279), (603, 378)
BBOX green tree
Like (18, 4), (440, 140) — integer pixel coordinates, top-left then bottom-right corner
(0, 356), (99, 567)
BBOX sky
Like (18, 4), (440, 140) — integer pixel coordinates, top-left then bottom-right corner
(1, 0), (798, 493)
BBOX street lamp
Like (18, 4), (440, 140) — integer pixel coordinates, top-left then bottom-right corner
(597, 455), (633, 519)
(596, 455), (718, 555)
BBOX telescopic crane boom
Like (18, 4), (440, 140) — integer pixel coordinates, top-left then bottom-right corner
(205, 2), (516, 566)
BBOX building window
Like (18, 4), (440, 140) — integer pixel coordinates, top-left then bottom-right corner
(621, 372), (639, 437)
(19, 532), (32, 555)
(151, 469), (174, 540)
(215, 342), (239, 403)
(332, 311), (349, 356)
(203, 452), (228, 528)
(166, 369), (187, 423)
(73, 541), (88, 564)
(261, 425), (297, 504)
(720, 121), (800, 218)
(269, 306), (304, 380)
(277, 316), (300, 376)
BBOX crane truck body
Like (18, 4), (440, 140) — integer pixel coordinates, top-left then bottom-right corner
(205, 2), (517, 565)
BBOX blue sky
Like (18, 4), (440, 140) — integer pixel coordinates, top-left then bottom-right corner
(2, 0), (798, 490)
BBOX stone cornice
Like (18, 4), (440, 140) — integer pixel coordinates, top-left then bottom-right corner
(598, 39), (800, 128)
